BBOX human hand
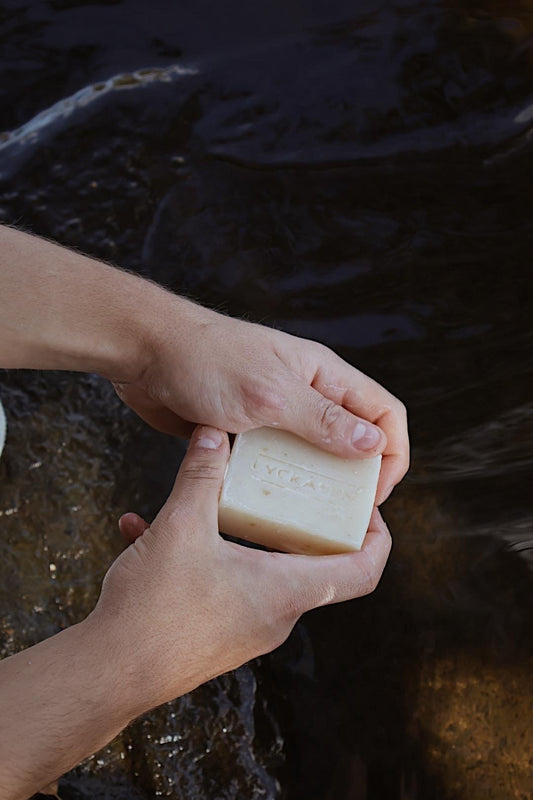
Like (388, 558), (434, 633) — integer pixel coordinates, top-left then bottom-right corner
(91, 426), (392, 715)
(0, 426), (390, 799)
(114, 300), (409, 504)
(0, 227), (407, 503)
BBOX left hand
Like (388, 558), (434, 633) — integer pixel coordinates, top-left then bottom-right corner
(97, 426), (393, 711)
(113, 299), (409, 504)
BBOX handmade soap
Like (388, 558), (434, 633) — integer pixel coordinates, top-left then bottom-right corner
(218, 427), (381, 555)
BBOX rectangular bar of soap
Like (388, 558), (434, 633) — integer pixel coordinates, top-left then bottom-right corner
(218, 427), (381, 555)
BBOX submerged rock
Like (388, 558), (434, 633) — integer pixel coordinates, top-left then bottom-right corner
(0, 371), (281, 798)
(1, 2), (532, 798)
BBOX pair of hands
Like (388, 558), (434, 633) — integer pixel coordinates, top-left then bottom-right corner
(0, 226), (409, 798)
(95, 307), (409, 710)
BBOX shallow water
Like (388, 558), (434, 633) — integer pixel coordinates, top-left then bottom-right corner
(0, 1), (532, 798)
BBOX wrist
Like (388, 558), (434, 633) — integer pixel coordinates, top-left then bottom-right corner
(76, 611), (150, 722)
(65, 267), (205, 386)
(92, 269), (171, 384)
(84, 596), (211, 718)
(118, 289), (217, 388)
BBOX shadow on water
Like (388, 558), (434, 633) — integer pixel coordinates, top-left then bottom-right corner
(0, 1), (532, 798)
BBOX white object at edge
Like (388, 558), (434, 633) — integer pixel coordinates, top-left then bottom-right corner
(0, 399), (6, 460)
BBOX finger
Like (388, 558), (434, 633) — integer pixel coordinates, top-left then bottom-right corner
(112, 381), (195, 437)
(274, 508), (392, 611)
(310, 357), (409, 502)
(154, 426), (230, 534)
(118, 512), (150, 544)
(277, 377), (386, 459)
(128, 406), (195, 438)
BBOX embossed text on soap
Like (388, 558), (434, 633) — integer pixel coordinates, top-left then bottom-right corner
(250, 454), (363, 503)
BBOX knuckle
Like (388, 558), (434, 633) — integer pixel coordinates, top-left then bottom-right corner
(155, 505), (186, 535)
(360, 557), (385, 596)
(240, 379), (286, 423)
(180, 462), (222, 483)
(276, 592), (301, 622)
(380, 397), (407, 424)
(267, 555), (310, 620)
(391, 397), (408, 425)
(317, 398), (344, 434)
(359, 569), (379, 597)
(398, 401), (408, 422)
(283, 580), (333, 615)
(263, 619), (296, 654)
(311, 340), (332, 360)
(382, 529), (393, 558)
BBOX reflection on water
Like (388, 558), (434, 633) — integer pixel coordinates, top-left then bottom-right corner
(0, 1), (532, 798)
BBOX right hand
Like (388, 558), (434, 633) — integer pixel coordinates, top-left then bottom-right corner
(90, 426), (392, 716)
(113, 301), (409, 505)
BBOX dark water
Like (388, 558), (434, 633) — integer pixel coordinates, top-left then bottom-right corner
(0, 1), (532, 798)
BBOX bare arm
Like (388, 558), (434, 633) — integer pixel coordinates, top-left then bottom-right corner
(0, 228), (406, 796)
(0, 224), (167, 379)
(0, 225), (408, 499)
(0, 428), (392, 799)
(0, 621), (135, 800)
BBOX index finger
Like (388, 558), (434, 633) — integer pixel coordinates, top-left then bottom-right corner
(273, 508), (392, 611)
(311, 351), (409, 503)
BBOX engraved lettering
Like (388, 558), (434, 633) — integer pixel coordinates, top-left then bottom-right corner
(250, 454), (359, 504)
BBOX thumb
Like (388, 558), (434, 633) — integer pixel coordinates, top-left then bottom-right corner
(156, 426), (230, 531)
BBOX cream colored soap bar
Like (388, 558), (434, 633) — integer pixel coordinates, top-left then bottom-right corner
(218, 427), (381, 555)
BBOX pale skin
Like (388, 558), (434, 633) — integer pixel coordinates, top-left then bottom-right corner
(0, 226), (409, 799)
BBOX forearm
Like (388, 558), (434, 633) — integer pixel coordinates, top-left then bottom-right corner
(0, 225), (188, 381)
(0, 617), (140, 800)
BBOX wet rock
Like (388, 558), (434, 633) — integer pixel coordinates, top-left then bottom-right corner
(1, 3), (533, 798)
(0, 371), (281, 798)
(124, 667), (281, 799)
(410, 653), (533, 800)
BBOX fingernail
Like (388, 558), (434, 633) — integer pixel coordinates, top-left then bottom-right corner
(195, 427), (224, 450)
(352, 421), (382, 451)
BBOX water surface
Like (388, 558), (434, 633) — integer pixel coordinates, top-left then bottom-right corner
(0, 1), (532, 798)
